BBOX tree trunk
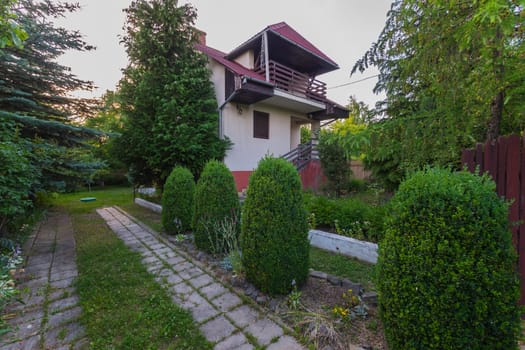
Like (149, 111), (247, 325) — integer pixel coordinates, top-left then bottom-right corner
(487, 27), (504, 142)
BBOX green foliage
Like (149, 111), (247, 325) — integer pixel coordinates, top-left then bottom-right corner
(115, 0), (230, 186)
(192, 160), (240, 253)
(354, 1), (525, 188)
(241, 157), (309, 295)
(0, 140), (36, 233)
(317, 131), (350, 197)
(161, 166), (194, 234)
(304, 194), (385, 243)
(300, 126), (311, 144)
(378, 167), (520, 349)
(0, 0), (27, 48)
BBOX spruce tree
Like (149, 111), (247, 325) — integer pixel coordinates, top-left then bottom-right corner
(116, 0), (229, 186)
(0, 0), (105, 192)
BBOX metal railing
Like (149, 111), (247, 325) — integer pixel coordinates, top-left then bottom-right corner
(282, 140), (318, 171)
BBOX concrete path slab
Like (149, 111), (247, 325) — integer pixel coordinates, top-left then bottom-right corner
(0, 211), (88, 350)
(96, 206), (305, 350)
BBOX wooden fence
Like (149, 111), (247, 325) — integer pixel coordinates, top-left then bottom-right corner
(461, 134), (525, 304)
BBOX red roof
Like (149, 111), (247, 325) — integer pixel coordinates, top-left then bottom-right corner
(195, 43), (267, 81)
(268, 22), (337, 67)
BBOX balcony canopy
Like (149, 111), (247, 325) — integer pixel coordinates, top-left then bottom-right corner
(225, 22), (339, 76)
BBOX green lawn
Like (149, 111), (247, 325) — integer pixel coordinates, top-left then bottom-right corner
(51, 186), (211, 349)
(309, 247), (376, 292)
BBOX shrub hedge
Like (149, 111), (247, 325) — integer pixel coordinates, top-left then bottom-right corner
(192, 160), (240, 253)
(161, 166), (194, 234)
(241, 156), (310, 295)
(303, 194), (385, 242)
(378, 167), (520, 349)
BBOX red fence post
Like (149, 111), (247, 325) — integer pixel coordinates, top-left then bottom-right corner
(497, 137), (508, 197)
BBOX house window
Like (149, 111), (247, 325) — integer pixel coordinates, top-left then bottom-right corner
(253, 111), (269, 139)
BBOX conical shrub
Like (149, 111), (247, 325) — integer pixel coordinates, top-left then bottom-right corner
(241, 156), (309, 295)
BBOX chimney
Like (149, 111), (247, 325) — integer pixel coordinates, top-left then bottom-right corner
(195, 28), (206, 46)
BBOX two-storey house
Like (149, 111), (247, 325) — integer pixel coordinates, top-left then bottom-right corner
(196, 22), (348, 191)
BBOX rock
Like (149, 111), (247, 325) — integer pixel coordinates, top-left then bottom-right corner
(326, 274), (342, 286)
(362, 292), (378, 306)
(341, 279), (362, 296)
(244, 284), (256, 297)
(309, 270), (328, 280)
(196, 252), (206, 261)
(256, 295), (268, 304)
(269, 298), (279, 312)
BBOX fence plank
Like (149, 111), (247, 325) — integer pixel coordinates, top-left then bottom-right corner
(476, 143), (484, 176)
(506, 135), (520, 247)
(484, 141), (498, 182)
(497, 137), (508, 197)
(461, 149), (475, 173)
(518, 136), (525, 305)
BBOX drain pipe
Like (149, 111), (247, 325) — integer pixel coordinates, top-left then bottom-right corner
(218, 93), (238, 139)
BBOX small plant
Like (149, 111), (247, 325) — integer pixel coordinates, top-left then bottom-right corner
(203, 213), (239, 256)
(0, 239), (23, 334)
(287, 280), (302, 310)
(193, 160), (240, 253)
(332, 289), (368, 322)
(307, 213), (316, 230)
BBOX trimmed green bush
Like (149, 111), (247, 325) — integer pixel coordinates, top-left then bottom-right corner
(241, 156), (309, 295)
(303, 194), (385, 242)
(192, 160), (240, 253)
(379, 167), (520, 350)
(161, 166), (194, 234)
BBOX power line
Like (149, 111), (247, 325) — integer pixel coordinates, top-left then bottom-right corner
(327, 75), (379, 90)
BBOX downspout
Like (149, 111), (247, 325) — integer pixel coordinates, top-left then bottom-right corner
(218, 93), (237, 139)
(263, 31), (270, 82)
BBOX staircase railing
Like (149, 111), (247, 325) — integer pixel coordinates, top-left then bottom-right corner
(282, 140), (318, 171)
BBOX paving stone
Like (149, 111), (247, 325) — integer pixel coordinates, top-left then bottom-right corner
(172, 261), (193, 272)
(50, 276), (75, 289)
(178, 266), (204, 280)
(148, 243), (165, 250)
(200, 283), (228, 300)
(6, 309), (44, 327)
(48, 295), (80, 314)
(43, 321), (86, 349)
(46, 306), (82, 330)
(48, 287), (75, 302)
(226, 304), (260, 328)
(170, 282), (193, 296)
(0, 335), (40, 350)
(142, 256), (160, 264)
(17, 276), (48, 290)
(191, 300), (220, 323)
(6, 318), (41, 341)
(245, 318), (283, 346)
(211, 292), (242, 312)
(146, 263), (162, 274)
(199, 316), (236, 343)
(189, 273), (214, 288)
(50, 269), (78, 282)
(164, 255), (186, 266)
(266, 336), (304, 350)
(214, 332), (253, 350)
(73, 337), (90, 350)
(186, 291), (208, 306)
(165, 273), (183, 285)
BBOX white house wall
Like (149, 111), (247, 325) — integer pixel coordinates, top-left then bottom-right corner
(223, 103), (308, 171)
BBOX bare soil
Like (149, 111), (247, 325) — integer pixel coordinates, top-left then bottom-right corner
(172, 237), (387, 350)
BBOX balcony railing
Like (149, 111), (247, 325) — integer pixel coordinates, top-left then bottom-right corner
(255, 60), (327, 103)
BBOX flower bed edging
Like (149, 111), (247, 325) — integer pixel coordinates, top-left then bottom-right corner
(133, 197), (378, 264)
(134, 197), (162, 214)
(308, 229), (378, 264)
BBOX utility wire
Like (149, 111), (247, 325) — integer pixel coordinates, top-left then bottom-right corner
(327, 74), (379, 89)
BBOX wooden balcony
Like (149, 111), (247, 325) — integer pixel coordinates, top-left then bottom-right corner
(255, 60), (327, 103)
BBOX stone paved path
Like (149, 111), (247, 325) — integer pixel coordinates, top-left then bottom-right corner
(97, 206), (304, 350)
(1, 211), (88, 350)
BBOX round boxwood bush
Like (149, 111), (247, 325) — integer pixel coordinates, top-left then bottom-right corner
(161, 166), (194, 234)
(378, 167), (520, 350)
(241, 156), (309, 295)
(192, 160), (240, 253)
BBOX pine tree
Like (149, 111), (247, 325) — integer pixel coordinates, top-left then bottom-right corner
(0, 0), (105, 192)
(116, 0), (230, 186)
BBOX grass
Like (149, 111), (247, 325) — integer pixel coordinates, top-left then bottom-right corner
(50, 186), (211, 349)
(309, 247), (376, 292)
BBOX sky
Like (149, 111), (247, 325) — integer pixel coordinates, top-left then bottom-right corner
(54, 0), (392, 108)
